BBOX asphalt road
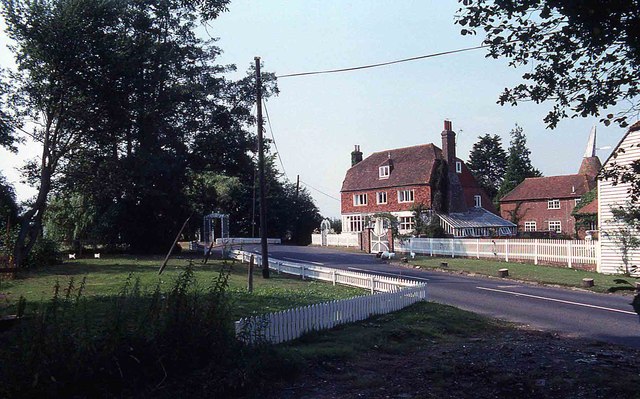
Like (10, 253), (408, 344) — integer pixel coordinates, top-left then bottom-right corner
(241, 244), (640, 349)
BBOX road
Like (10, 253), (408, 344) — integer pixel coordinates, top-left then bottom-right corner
(240, 244), (640, 349)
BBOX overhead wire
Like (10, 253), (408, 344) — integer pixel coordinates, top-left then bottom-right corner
(262, 99), (288, 180)
(276, 44), (486, 78)
(264, 43), (490, 204)
(299, 179), (340, 202)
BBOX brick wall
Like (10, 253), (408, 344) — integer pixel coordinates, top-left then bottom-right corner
(500, 198), (579, 236)
(341, 185), (432, 214)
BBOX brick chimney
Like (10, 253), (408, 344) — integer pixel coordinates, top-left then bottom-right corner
(351, 145), (363, 167)
(441, 120), (456, 173)
(440, 120), (467, 213)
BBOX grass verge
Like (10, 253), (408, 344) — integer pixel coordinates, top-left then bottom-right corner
(0, 255), (364, 317)
(273, 302), (640, 398)
(408, 255), (639, 294)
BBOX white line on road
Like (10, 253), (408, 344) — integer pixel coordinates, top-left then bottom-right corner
(477, 286), (636, 316)
(347, 267), (430, 282)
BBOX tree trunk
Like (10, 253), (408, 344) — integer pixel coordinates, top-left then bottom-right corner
(13, 164), (53, 268)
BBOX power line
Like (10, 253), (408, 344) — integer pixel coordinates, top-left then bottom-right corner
(262, 99), (288, 180)
(276, 44), (486, 78)
(299, 179), (340, 202)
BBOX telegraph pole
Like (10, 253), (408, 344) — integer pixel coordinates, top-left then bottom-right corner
(255, 56), (270, 278)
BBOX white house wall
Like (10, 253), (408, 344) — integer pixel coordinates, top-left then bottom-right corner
(598, 128), (640, 274)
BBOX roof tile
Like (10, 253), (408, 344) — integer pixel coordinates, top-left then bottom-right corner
(499, 174), (596, 202)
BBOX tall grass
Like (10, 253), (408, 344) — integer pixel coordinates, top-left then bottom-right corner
(0, 263), (289, 398)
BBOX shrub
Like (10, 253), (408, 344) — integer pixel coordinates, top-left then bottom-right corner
(25, 237), (61, 268)
(0, 264), (285, 398)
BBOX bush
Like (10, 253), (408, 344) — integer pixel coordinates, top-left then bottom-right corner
(26, 237), (61, 268)
(0, 264), (284, 398)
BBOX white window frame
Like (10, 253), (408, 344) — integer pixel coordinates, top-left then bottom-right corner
(376, 191), (387, 204)
(398, 189), (415, 203)
(548, 220), (561, 233)
(379, 165), (390, 179)
(399, 216), (415, 231)
(346, 215), (365, 233)
(574, 198), (581, 206)
(474, 195), (481, 208)
(548, 199), (560, 209)
(524, 221), (536, 232)
(353, 193), (367, 206)
(455, 161), (462, 173)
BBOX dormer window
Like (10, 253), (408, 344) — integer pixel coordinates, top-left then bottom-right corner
(455, 161), (462, 173)
(379, 165), (390, 179)
(474, 195), (482, 208)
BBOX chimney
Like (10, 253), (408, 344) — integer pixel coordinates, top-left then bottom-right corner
(351, 145), (363, 167)
(441, 120), (456, 173)
(439, 120), (467, 213)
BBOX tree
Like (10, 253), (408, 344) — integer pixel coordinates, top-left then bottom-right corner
(2, 0), (272, 258)
(1, 0), (129, 266)
(456, 0), (640, 129)
(467, 134), (508, 201)
(498, 125), (542, 199)
(0, 172), (18, 231)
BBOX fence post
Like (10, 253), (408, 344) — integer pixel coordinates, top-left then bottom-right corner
(370, 276), (375, 294)
(451, 238), (455, 258)
(476, 239), (480, 259)
(301, 264), (306, 280)
(567, 241), (573, 268)
(332, 270), (337, 286)
(429, 238), (433, 257)
(534, 239), (538, 265)
(505, 239), (509, 262)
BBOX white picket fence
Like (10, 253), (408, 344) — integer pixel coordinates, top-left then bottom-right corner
(395, 237), (597, 268)
(311, 233), (360, 248)
(230, 249), (427, 343)
(235, 285), (427, 344)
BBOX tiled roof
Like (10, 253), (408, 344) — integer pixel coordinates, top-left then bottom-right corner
(574, 197), (598, 215)
(499, 174), (596, 202)
(438, 207), (516, 229)
(578, 156), (602, 178)
(341, 144), (441, 192)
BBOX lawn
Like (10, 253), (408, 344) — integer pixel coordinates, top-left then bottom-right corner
(408, 255), (639, 294)
(0, 255), (365, 318)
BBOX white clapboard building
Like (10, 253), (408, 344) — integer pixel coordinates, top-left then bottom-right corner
(598, 121), (640, 274)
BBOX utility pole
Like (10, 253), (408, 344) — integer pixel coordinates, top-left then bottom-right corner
(296, 175), (300, 197)
(255, 56), (270, 278)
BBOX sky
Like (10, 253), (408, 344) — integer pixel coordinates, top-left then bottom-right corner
(0, 1), (630, 219)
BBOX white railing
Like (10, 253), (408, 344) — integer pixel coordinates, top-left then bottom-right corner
(230, 249), (427, 344)
(215, 237), (281, 245)
(311, 233), (360, 248)
(395, 237), (597, 268)
(230, 250), (419, 293)
(235, 285), (427, 344)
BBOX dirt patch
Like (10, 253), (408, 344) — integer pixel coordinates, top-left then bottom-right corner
(270, 327), (640, 399)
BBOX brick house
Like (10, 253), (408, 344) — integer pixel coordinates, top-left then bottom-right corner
(340, 121), (514, 236)
(499, 128), (601, 237)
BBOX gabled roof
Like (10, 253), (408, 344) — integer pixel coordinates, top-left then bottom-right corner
(499, 174), (596, 202)
(601, 120), (640, 168)
(341, 144), (442, 192)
